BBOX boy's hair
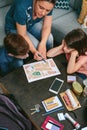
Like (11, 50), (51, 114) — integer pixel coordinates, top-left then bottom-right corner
(4, 34), (29, 56)
(64, 28), (87, 55)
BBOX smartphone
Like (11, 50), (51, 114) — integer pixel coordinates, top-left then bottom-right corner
(49, 78), (64, 94)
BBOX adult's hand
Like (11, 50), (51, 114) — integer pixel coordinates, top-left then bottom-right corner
(33, 50), (43, 61)
(38, 42), (47, 59)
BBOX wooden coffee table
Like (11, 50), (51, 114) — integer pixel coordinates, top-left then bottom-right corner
(0, 56), (87, 130)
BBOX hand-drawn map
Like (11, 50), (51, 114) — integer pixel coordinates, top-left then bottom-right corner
(23, 58), (61, 82)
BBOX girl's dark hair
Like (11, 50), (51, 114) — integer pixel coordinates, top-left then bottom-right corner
(4, 34), (29, 56)
(64, 28), (87, 55)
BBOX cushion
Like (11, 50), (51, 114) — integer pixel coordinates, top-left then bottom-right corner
(52, 11), (87, 43)
(74, 0), (82, 15)
(81, 15), (87, 28)
(74, 0), (82, 10)
(77, 0), (87, 24)
(52, 7), (73, 20)
(69, 0), (75, 8)
(55, 0), (70, 10)
(0, 6), (10, 47)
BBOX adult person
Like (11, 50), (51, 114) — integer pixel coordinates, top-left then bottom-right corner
(5, 0), (56, 61)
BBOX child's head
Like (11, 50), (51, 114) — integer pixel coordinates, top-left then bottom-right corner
(4, 34), (29, 59)
(64, 28), (87, 55)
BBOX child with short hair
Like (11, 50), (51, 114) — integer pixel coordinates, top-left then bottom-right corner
(0, 34), (30, 76)
(47, 28), (87, 79)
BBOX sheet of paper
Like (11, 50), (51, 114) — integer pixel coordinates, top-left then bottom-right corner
(67, 75), (76, 82)
(23, 58), (61, 82)
(57, 113), (65, 121)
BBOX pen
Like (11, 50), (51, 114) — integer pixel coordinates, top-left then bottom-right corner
(42, 107), (64, 116)
(38, 53), (46, 63)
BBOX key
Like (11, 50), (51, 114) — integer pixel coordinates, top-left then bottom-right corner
(31, 110), (37, 115)
(30, 108), (36, 110)
(31, 106), (40, 115)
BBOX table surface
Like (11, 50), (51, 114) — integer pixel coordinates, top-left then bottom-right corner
(0, 56), (87, 130)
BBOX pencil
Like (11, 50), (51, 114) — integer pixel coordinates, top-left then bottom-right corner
(42, 107), (64, 116)
(38, 53), (46, 63)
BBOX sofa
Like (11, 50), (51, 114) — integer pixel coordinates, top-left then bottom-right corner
(52, 0), (87, 44)
(0, 0), (87, 47)
(0, 0), (13, 47)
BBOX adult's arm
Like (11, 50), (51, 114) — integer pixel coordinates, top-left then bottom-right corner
(16, 22), (47, 60)
(16, 23), (37, 54)
(37, 15), (52, 59)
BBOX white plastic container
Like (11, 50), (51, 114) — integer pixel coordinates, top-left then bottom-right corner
(83, 79), (87, 97)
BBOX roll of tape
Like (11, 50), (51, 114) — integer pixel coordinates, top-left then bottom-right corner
(72, 81), (83, 95)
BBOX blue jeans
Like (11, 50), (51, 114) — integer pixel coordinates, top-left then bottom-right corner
(9, 59), (23, 69)
(5, 22), (53, 50)
(76, 72), (87, 80)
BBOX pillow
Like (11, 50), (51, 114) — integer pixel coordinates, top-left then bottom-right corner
(81, 15), (87, 28)
(74, 0), (82, 10)
(74, 0), (82, 15)
(77, 0), (87, 24)
(55, 0), (70, 10)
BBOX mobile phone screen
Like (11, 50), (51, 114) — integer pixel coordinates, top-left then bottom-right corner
(49, 78), (64, 94)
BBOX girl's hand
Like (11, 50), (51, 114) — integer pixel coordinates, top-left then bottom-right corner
(67, 50), (79, 74)
(71, 50), (79, 57)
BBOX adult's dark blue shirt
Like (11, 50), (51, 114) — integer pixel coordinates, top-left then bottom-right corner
(5, 0), (52, 31)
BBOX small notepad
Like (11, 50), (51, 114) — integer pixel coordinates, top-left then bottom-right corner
(42, 96), (62, 112)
